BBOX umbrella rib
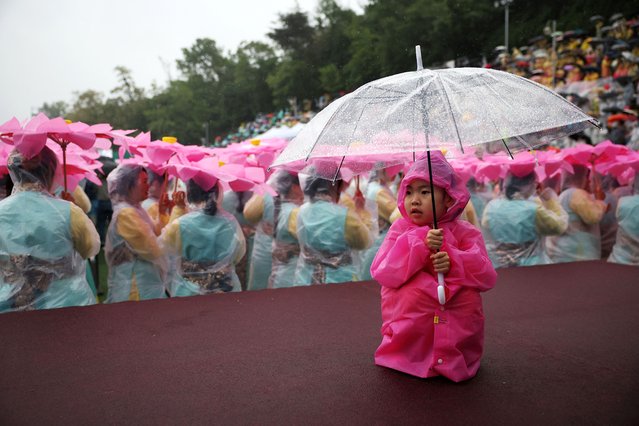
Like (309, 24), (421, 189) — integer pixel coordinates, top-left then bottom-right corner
(509, 71), (601, 128)
(304, 90), (355, 162)
(435, 74), (465, 154)
(477, 73), (538, 152)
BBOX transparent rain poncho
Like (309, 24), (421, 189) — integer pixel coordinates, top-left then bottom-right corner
(481, 172), (567, 268)
(272, 67), (597, 180)
(222, 190), (254, 290)
(545, 166), (607, 263)
(608, 173), (639, 265)
(294, 176), (373, 285)
(104, 164), (168, 302)
(266, 170), (303, 289)
(161, 181), (246, 295)
(0, 147), (99, 312)
(245, 192), (274, 291)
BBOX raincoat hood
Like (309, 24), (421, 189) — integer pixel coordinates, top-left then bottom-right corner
(397, 151), (469, 224)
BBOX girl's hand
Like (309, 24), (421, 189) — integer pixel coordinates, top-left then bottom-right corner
(426, 229), (443, 251)
(173, 191), (186, 209)
(159, 193), (174, 215)
(430, 251), (450, 274)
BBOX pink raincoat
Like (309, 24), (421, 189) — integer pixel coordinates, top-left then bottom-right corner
(371, 151), (497, 382)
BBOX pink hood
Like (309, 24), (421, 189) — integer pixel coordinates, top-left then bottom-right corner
(397, 151), (470, 224)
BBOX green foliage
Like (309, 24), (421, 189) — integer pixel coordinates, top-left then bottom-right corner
(41, 0), (632, 142)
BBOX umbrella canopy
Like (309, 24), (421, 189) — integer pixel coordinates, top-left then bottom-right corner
(272, 63), (598, 181)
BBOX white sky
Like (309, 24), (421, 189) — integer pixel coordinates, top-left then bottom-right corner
(0, 0), (365, 122)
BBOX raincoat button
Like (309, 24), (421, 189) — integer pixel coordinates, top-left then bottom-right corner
(437, 358), (443, 364)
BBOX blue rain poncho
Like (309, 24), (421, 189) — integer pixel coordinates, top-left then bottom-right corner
(482, 172), (568, 268)
(608, 174), (639, 265)
(243, 193), (274, 291)
(222, 190), (254, 290)
(0, 147), (99, 312)
(161, 181), (246, 295)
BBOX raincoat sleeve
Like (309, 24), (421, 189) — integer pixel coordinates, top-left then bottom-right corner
(344, 207), (373, 250)
(72, 185), (92, 214)
(569, 189), (607, 225)
(287, 207), (300, 239)
(439, 221), (497, 293)
(460, 201), (479, 228)
(169, 205), (187, 224)
(161, 218), (182, 254)
(389, 207), (402, 224)
(376, 190), (397, 223)
(231, 218), (247, 264)
(243, 194), (265, 225)
(534, 191), (568, 235)
(370, 219), (431, 288)
(69, 203), (100, 259)
(116, 207), (164, 262)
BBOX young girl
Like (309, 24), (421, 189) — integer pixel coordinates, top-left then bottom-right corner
(370, 151), (497, 382)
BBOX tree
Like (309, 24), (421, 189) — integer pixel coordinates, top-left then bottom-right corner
(38, 101), (69, 119)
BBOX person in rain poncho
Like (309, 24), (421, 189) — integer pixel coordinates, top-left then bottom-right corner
(294, 176), (373, 285)
(142, 170), (186, 234)
(545, 165), (608, 263)
(104, 164), (168, 302)
(360, 168), (398, 281)
(243, 190), (274, 291)
(263, 171), (303, 288)
(370, 151), (497, 382)
(597, 174), (621, 259)
(608, 173), (639, 265)
(222, 190), (254, 290)
(161, 180), (246, 295)
(481, 170), (569, 268)
(0, 147), (99, 312)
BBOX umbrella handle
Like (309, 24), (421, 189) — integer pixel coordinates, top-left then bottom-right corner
(437, 272), (446, 305)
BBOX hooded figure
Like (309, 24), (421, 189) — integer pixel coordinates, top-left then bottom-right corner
(0, 147), (99, 312)
(360, 168), (398, 281)
(481, 170), (568, 268)
(262, 170), (303, 288)
(294, 175), (373, 285)
(161, 180), (246, 295)
(370, 151), (497, 382)
(243, 190), (275, 291)
(104, 164), (168, 302)
(608, 173), (639, 265)
(222, 190), (254, 290)
(545, 165), (607, 263)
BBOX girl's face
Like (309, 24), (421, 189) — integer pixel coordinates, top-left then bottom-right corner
(131, 170), (149, 203)
(404, 179), (452, 227)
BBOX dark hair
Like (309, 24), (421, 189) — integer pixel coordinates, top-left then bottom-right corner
(108, 164), (144, 199)
(7, 146), (58, 190)
(271, 170), (300, 198)
(147, 170), (165, 185)
(304, 176), (340, 200)
(187, 180), (219, 216)
(504, 172), (536, 200)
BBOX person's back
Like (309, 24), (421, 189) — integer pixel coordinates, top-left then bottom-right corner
(545, 187), (606, 262)
(608, 177), (639, 265)
(0, 148), (98, 312)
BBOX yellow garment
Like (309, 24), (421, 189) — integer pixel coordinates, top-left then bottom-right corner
(72, 186), (91, 214)
(69, 203), (100, 259)
(345, 207), (373, 250)
(116, 207), (164, 262)
(146, 202), (170, 235)
(389, 207), (402, 223)
(288, 208), (300, 239)
(376, 188), (397, 224)
(569, 189), (606, 225)
(169, 204), (187, 224)
(460, 201), (479, 227)
(535, 197), (568, 235)
(243, 194), (265, 224)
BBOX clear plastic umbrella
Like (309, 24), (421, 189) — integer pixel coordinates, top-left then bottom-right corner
(271, 46), (599, 303)
(271, 47), (599, 182)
